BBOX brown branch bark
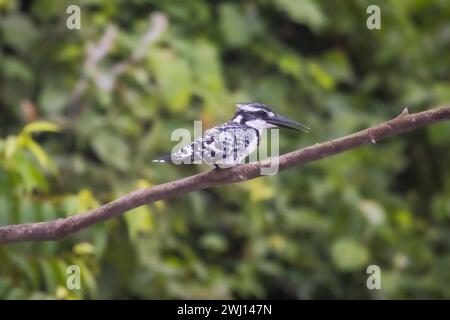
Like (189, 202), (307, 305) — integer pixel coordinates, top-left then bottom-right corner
(1, 106), (449, 245)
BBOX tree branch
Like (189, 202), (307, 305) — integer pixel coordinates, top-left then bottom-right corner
(1, 106), (449, 245)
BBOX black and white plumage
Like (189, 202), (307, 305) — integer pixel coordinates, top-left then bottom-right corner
(153, 102), (309, 168)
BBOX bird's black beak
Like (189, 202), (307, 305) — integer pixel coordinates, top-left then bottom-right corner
(267, 114), (310, 132)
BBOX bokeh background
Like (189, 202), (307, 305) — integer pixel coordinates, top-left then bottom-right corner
(1, 0), (450, 299)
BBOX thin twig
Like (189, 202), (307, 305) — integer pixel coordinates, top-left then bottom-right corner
(1, 106), (449, 244)
(66, 25), (118, 115)
(66, 13), (167, 115)
(109, 13), (168, 79)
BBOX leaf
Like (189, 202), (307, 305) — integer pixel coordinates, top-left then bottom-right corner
(284, 209), (330, 232)
(73, 242), (95, 255)
(124, 180), (155, 241)
(76, 189), (99, 212)
(190, 41), (225, 104)
(25, 138), (52, 170)
(274, 0), (326, 31)
(13, 153), (48, 192)
(39, 259), (58, 294)
(41, 202), (58, 222)
(3, 136), (17, 159)
(200, 234), (228, 253)
(0, 196), (14, 226)
(427, 122), (450, 146)
(8, 253), (39, 289)
(18, 198), (36, 224)
(432, 83), (450, 102)
(307, 61), (335, 90)
(219, 3), (261, 48)
(331, 238), (370, 272)
(124, 205), (153, 241)
(39, 86), (70, 115)
(1, 56), (33, 83)
(0, 14), (39, 53)
(23, 121), (59, 134)
(358, 200), (385, 226)
(278, 53), (304, 79)
(268, 234), (286, 252)
(91, 131), (130, 170)
(431, 193), (450, 222)
(71, 258), (97, 295)
(394, 210), (413, 231)
(240, 179), (275, 202)
(149, 49), (192, 112)
(321, 50), (354, 83)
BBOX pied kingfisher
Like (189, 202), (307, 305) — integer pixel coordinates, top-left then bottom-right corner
(153, 102), (309, 168)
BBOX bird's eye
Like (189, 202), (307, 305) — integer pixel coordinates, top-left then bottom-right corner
(257, 111), (267, 116)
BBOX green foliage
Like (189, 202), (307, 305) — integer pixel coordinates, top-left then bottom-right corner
(0, 0), (450, 299)
(331, 238), (370, 272)
(0, 124), (103, 299)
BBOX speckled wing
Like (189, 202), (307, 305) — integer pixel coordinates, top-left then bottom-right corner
(201, 123), (258, 166)
(153, 121), (259, 166)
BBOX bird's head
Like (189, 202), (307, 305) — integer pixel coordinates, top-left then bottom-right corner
(232, 102), (310, 132)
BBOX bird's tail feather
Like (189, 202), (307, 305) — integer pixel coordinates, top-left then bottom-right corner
(152, 154), (172, 163)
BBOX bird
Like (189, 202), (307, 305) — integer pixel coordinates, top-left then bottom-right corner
(153, 102), (309, 168)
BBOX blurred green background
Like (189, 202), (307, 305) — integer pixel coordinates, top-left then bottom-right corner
(1, 0), (450, 299)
